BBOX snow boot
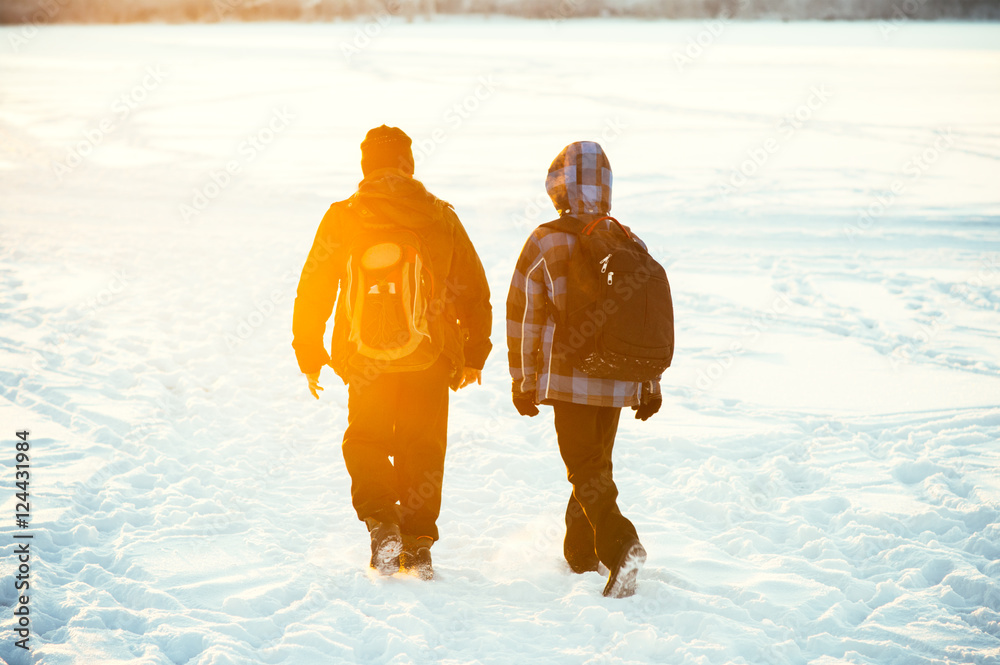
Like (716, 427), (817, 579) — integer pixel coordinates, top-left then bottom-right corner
(400, 535), (434, 581)
(366, 518), (402, 575)
(602, 539), (646, 599)
(567, 556), (600, 574)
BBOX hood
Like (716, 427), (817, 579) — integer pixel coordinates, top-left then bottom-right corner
(351, 168), (450, 229)
(545, 141), (612, 216)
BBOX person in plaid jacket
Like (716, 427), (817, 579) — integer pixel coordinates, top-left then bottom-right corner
(506, 141), (662, 598)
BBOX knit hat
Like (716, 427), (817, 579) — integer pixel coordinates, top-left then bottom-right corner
(360, 125), (414, 176)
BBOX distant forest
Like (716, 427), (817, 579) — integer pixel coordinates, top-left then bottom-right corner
(2, 0), (998, 24)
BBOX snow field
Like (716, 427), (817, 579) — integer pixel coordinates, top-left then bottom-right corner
(1, 17), (999, 665)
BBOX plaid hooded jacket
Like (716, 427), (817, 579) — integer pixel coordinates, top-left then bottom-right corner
(506, 142), (660, 408)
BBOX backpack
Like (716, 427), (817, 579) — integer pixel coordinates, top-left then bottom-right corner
(342, 224), (443, 374)
(542, 215), (674, 382)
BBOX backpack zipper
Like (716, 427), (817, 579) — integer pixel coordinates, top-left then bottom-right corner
(599, 254), (611, 273)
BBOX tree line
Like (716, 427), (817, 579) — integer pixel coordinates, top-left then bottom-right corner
(2, 0), (998, 25)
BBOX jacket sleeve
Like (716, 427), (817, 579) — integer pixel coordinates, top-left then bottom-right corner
(291, 207), (343, 374)
(447, 212), (493, 370)
(506, 234), (547, 396)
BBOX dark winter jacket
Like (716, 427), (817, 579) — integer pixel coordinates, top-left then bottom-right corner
(506, 142), (659, 407)
(292, 168), (492, 388)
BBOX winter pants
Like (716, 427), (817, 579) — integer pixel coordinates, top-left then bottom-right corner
(553, 401), (639, 572)
(342, 357), (451, 542)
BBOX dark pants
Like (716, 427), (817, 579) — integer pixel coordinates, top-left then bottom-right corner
(342, 357), (450, 542)
(553, 401), (638, 572)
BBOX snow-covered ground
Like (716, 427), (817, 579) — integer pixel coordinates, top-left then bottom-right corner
(1, 17), (999, 665)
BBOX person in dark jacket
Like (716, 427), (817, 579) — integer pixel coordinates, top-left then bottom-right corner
(506, 141), (662, 598)
(293, 125), (492, 580)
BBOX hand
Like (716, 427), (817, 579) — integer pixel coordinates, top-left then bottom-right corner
(306, 371), (323, 399)
(512, 391), (539, 417)
(458, 367), (482, 389)
(633, 394), (661, 421)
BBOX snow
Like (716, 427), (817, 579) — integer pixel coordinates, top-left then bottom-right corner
(1, 16), (999, 665)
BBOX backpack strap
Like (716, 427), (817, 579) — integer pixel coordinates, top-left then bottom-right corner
(540, 215), (631, 239)
(583, 215), (631, 239)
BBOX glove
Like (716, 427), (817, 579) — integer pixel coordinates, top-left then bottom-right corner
(633, 395), (661, 421)
(633, 382), (662, 421)
(512, 391), (539, 417)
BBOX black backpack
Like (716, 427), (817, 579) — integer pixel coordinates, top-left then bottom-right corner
(541, 215), (674, 382)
